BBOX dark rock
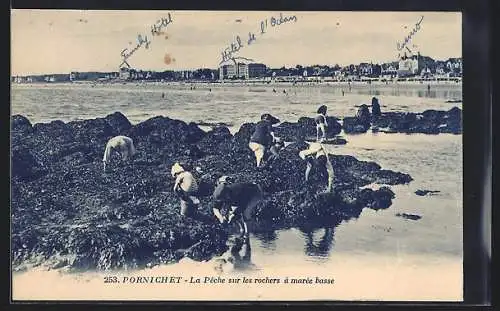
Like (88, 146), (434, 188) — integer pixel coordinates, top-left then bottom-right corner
(233, 123), (256, 146)
(396, 213), (422, 221)
(11, 113), (413, 271)
(184, 144), (204, 159)
(24, 120), (78, 166)
(68, 118), (114, 146)
(196, 121), (233, 127)
(415, 189), (440, 196)
(342, 117), (370, 134)
(11, 146), (46, 181)
(187, 122), (207, 143)
(33, 120), (74, 139)
(371, 169), (413, 185)
(11, 115), (33, 134)
(275, 116), (342, 142)
(322, 137), (347, 145)
(196, 126), (233, 155)
(128, 116), (206, 146)
(372, 107), (462, 134)
(360, 186), (395, 210)
(103, 112), (132, 134)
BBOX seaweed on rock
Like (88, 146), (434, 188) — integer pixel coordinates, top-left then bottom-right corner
(11, 112), (413, 270)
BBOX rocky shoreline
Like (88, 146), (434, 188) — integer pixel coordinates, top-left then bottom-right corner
(343, 106), (462, 134)
(11, 112), (418, 271)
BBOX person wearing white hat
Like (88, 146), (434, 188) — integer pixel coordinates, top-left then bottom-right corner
(211, 175), (263, 238)
(299, 142), (334, 193)
(171, 162), (200, 217)
(102, 135), (136, 172)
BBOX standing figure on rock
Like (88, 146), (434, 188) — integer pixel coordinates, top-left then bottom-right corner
(299, 142), (334, 193)
(355, 104), (371, 125)
(171, 162), (200, 218)
(211, 176), (264, 238)
(315, 105), (329, 142)
(102, 135), (136, 172)
(371, 97), (381, 118)
(249, 113), (279, 168)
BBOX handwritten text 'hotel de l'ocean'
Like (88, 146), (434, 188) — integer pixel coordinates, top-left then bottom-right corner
(220, 13), (298, 65)
(120, 13), (173, 68)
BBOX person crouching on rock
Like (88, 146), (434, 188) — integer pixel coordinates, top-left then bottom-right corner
(102, 135), (136, 172)
(249, 113), (279, 168)
(299, 142), (334, 193)
(171, 162), (200, 218)
(315, 105), (329, 142)
(212, 176), (264, 238)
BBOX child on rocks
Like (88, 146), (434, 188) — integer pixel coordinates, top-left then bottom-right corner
(171, 162), (200, 218)
(315, 105), (329, 142)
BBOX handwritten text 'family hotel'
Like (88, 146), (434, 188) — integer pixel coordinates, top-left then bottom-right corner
(220, 13), (298, 65)
(120, 13), (173, 68)
(118, 13), (296, 67)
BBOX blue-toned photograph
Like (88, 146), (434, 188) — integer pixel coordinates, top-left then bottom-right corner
(11, 10), (462, 301)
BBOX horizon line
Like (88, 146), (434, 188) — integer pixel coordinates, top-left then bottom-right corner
(11, 55), (462, 77)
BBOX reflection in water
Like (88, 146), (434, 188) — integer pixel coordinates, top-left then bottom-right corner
(252, 228), (278, 250)
(249, 187), (375, 260)
(228, 235), (252, 270)
(300, 226), (335, 258)
(214, 235), (255, 273)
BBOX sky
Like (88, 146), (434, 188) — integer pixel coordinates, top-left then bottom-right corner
(11, 10), (462, 75)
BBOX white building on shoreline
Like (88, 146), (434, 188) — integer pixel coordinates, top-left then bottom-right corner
(219, 62), (267, 80)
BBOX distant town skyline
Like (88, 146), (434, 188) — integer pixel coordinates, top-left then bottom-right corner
(11, 10), (462, 76)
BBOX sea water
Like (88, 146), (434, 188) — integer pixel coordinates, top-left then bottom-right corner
(10, 83), (463, 301)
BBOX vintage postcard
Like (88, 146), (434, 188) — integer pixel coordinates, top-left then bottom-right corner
(11, 10), (463, 301)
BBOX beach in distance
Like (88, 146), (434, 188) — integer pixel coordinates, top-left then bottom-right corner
(25, 79), (463, 88)
(11, 82), (462, 126)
